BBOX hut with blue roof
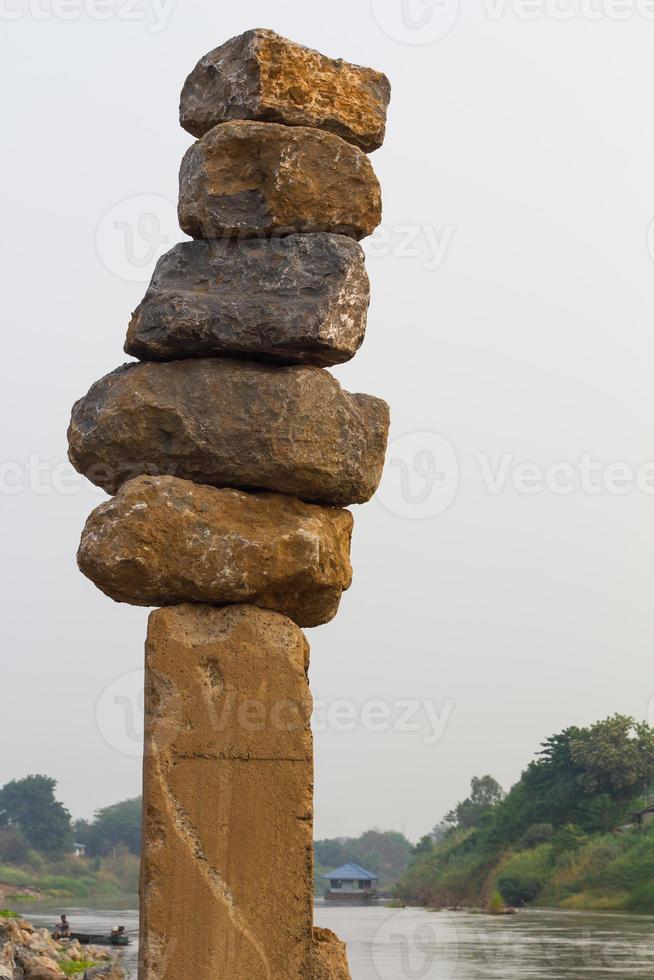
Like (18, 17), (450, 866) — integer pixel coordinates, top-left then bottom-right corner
(322, 862), (379, 903)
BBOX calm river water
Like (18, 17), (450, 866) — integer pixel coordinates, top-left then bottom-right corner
(19, 904), (654, 978)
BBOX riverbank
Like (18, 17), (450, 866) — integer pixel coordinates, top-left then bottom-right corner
(0, 911), (124, 978)
(0, 854), (139, 909)
(398, 823), (654, 913)
(10, 905), (654, 979)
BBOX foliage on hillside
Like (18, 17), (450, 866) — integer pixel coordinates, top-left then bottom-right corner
(74, 798), (142, 857)
(0, 782), (142, 903)
(398, 715), (654, 911)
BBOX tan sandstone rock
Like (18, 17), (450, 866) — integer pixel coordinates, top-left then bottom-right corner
(125, 234), (370, 366)
(139, 604), (313, 980)
(22, 956), (64, 979)
(178, 120), (381, 241)
(179, 29), (391, 153)
(78, 475), (353, 627)
(313, 927), (352, 980)
(68, 358), (389, 506)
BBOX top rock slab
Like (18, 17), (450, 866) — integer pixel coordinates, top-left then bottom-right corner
(180, 29), (391, 153)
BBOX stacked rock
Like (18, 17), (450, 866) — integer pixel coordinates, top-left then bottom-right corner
(68, 29), (391, 980)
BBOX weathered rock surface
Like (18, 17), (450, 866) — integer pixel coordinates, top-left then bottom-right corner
(313, 928), (352, 980)
(178, 120), (381, 241)
(0, 918), (120, 980)
(180, 29), (391, 153)
(68, 358), (389, 506)
(78, 475), (353, 627)
(125, 235), (369, 366)
(140, 604), (313, 980)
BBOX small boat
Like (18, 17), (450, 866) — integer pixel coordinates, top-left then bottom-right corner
(54, 931), (132, 947)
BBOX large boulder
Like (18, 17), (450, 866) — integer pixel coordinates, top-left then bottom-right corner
(125, 235), (369, 366)
(68, 359), (389, 506)
(21, 955), (64, 979)
(180, 29), (391, 153)
(78, 475), (353, 628)
(178, 120), (381, 241)
(313, 928), (352, 979)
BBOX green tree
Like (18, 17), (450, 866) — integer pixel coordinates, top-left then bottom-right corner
(445, 776), (505, 830)
(0, 776), (73, 857)
(75, 798), (142, 857)
(570, 715), (654, 807)
(412, 834), (435, 859)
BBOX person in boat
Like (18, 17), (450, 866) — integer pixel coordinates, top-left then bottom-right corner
(54, 915), (70, 938)
(111, 926), (126, 938)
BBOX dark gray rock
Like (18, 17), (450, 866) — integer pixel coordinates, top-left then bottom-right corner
(179, 28), (391, 153)
(68, 358), (390, 506)
(125, 235), (369, 366)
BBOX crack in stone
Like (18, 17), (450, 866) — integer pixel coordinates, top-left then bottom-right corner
(153, 747), (273, 979)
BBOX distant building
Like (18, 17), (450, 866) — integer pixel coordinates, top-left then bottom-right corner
(631, 805), (654, 831)
(72, 842), (87, 857)
(322, 863), (379, 903)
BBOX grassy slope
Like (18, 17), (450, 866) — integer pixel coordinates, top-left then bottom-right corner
(0, 851), (139, 904)
(398, 825), (654, 912)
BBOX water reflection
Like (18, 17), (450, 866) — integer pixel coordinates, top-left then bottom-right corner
(316, 906), (654, 980)
(18, 905), (654, 979)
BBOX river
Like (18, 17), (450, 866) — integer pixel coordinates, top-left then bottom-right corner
(17, 904), (654, 978)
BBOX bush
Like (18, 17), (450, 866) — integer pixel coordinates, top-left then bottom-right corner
(60, 960), (97, 976)
(497, 873), (542, 906)
(488, 891), (504, 914)
(625, 882), (654, 914)
(0, 829), (30, 864)
(495, 844), (552, 906)
(519, 824), (554, 849)
(551, 825), (589, 860)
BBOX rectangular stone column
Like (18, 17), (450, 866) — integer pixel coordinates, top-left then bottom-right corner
(139, 603), (314, 980)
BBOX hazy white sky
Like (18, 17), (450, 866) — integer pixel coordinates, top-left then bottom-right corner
(3, 0), (654, 843)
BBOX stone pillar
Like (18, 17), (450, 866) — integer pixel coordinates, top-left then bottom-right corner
(68, 28), (391, 980)
(139, 604), (313, 980)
